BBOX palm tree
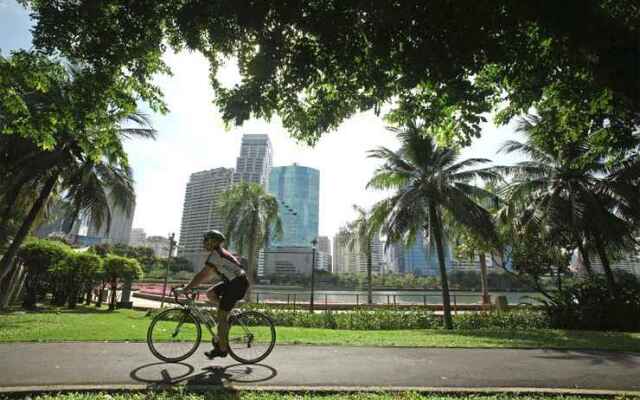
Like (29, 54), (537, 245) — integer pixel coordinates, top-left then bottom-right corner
(218, 182), (283, 299)
(495, 116), (640, 293)
(343, 205), (377, 304)
(367, 123), (499, 329)
(0, 114), (155, 286)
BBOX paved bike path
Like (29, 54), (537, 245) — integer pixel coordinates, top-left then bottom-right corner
(1, 343), (639, 394)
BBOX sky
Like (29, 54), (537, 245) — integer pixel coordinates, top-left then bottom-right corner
(1, 1), (523, 242)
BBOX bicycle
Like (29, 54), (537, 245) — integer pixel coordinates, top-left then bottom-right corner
(147, 287), (276, 364)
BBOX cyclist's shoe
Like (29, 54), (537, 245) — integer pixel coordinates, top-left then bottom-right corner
(204, 347), (228, 359)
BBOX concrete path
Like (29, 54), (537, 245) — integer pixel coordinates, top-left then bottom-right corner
(1, 343), (639, 394)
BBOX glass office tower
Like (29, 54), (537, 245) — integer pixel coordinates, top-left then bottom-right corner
(268, 164), (319, 247)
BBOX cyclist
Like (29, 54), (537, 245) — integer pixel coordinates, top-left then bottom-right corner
(179, 229), (249, 359)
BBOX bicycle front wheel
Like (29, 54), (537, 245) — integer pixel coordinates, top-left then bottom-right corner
(227, 310), (276, 364)
(147, 308), (202, 362)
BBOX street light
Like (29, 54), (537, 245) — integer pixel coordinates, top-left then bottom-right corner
(310, 237), (317, 313)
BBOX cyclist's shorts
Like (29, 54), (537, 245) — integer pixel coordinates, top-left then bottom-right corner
(211, 274), (249, 311)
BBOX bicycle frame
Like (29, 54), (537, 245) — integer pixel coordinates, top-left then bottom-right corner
(171, 288), (250, 343)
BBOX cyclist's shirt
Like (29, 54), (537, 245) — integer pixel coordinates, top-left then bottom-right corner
(205, 247), (245, 282)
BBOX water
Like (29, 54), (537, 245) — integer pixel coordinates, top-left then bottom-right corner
(253, 288), (542, 306)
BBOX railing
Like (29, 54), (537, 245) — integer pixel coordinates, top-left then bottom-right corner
(250, 291), (528, 311)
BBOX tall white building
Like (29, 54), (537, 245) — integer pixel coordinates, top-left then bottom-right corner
(145, 235), (171, 258)
(86, 193), (135, 245)
(129, 228), (147, 247)
(332, 229), (384, 274)
(234, 134), (273, 189)
(317, 236), (331, 254)
(178, 168), (235, 270)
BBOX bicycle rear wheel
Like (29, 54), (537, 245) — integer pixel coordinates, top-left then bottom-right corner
(147, 308), (202, 362)
(227, 310), (276, 364)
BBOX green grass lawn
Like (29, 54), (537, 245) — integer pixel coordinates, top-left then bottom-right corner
(1, 306), (639, 352)
(1, 391), (636, 400)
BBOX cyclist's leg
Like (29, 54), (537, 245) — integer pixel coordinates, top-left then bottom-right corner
(216, 276), (248, 352)
(206, 285), (221, 306)
(217, 307), (231, 352)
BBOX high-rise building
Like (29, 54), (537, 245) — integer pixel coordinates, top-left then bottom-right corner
(268, 164), (319, 247)
(129, 228), (147, 247)
(263, 246), (315, 275)
(86, 193), (135, 245)
(145, 235), (171, 258)
(316, 251), (331, 272)
(332, 228), (384, 274)
(400, 231), (452, 276)
(384, 242), (404, 274)
(317, 236), (331, 254)
(234, 134), (273, 189)
(178, 168), (235, 270)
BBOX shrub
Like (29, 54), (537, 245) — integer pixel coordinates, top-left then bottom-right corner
(18, 239), (71, 308)
(67, 252), (103, 308)
(538, 272), (640, 331)
(241, 305), (441, 330)
(454, 308), (550, 330)
(103, 255), (143, 310)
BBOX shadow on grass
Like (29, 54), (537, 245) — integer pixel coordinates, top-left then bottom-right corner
(130, 361), (277, 389)
(433, 329), (640, 352)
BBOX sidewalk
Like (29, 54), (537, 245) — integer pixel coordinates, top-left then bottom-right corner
(1, 343), (639, 394)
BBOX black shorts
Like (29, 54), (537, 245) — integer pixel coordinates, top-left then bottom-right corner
(211, 275), (249, 311)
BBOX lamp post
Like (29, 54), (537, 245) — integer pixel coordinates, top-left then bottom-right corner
(310, 237), (317, 313)
(160, 232), (176, 308)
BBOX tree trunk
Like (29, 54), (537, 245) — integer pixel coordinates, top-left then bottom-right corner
(85, 288), (93, 305)
(479, 253), (490, 305)
(0, 262), (22, 309)
(429, 206), (453, 330)
(0, 173), (58, 283)
(577, 241), (593, 277)
(11, 267), (27, 306)
(96, 281), (106, 308)
(594, 235), (616, 294)
(245, 235), (257, 303)
(367, 239), (373, 305)
(108, 279), (117, 310)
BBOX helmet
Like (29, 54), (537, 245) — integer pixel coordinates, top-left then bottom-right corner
(203, 230), (225, 242)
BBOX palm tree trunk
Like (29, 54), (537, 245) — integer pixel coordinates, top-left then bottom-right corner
(479, 253), (490, 305)
(367, 239), (373, 305)
(0, 173), (58, 283)
(429, 206), (453, 330)
(576, 241), (593, 277)
(594, 235), (616, 294)
(0, 262), (22, 309)
(245, 232), (258, 303)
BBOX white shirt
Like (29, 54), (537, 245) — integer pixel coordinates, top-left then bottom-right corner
(205, 248), (245, 281)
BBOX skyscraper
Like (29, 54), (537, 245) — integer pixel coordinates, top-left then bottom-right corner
(86, 193), (135, 245)
(129, 228), (147, 247)
(400, 231), (452, 276)
(234, 134), (273, 189)
(332, 228), (384, 274)
(178, 167), (235, 270)
(317, 236), (331, 254)
(268, 164), (319, 247)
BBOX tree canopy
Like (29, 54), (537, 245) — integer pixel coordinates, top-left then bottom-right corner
(21, 1), (639, 147)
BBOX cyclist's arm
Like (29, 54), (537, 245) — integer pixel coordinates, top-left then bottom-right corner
(184, 265), (214, 292)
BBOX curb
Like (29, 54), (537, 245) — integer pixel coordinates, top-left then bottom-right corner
(1, 384), (639, 397)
